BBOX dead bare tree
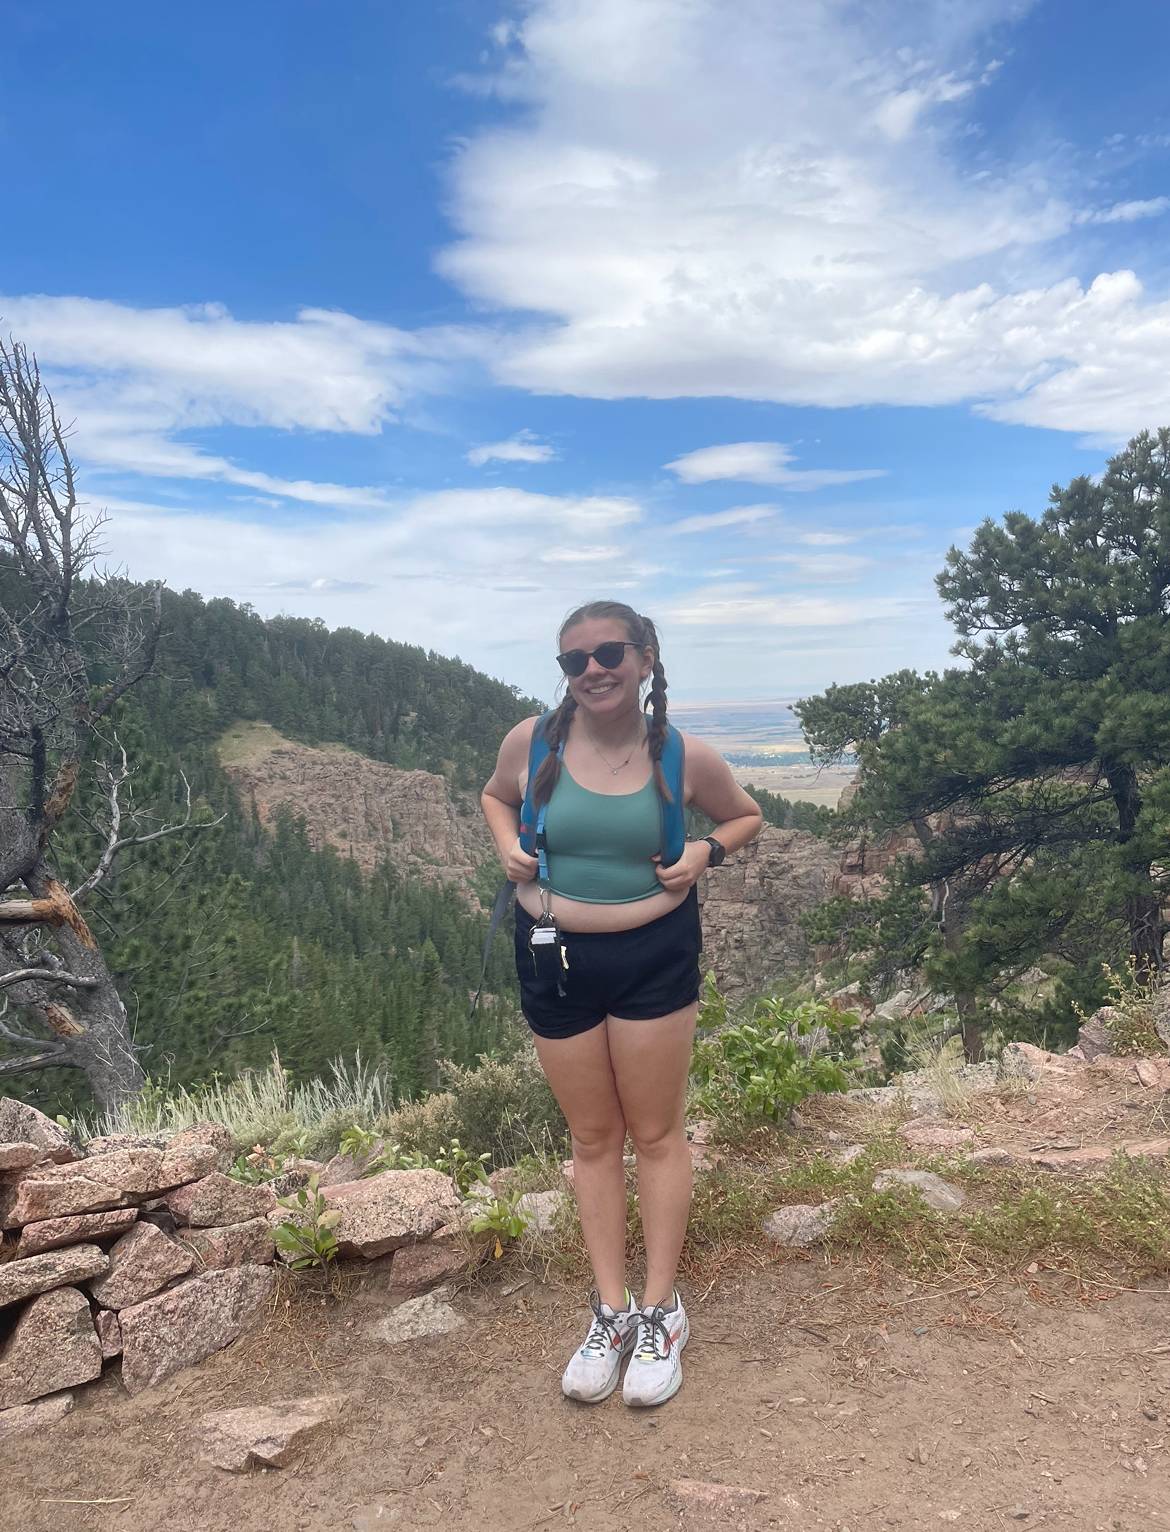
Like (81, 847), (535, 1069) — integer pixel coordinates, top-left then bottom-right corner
(0, 338), (217, 1110)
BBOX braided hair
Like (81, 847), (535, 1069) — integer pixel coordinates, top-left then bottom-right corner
(530, 601), (672, 808)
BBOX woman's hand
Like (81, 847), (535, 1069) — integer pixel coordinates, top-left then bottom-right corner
(652, 840), (710, 893)
(504, 838), (540, 884)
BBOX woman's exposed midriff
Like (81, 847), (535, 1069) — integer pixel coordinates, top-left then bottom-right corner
(515, 878), (689, 933)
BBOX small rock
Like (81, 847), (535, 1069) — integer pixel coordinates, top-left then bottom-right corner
(762, 1202), (839, 1248)
(831, 1144), (866, 1167)
(96, 1310), (123, 1358)
(0, 1142), (46, 1172)
(285, 1169), (459, 1260)
(964, 1147), (1017, 1168)
(1075, 1014), (1115, 1061)
(168, 1121), (235, 1172)
(178, 1217), (275, 1271)
(0, 1390), (74, 1440)
(516, 1189), (569, 1237)
(369, 1287), (465, 1344)
(166, 1172), (276, 1228)
(0, 1099), (75, 1163)
(88, 1222), (195, 1310)
(1030, 1137), (1170, 1173)
(999, 1042), (1078, 1082)
(198, 1395), (346, 1471)
(0, 1287), (102, 1409)
(0, 1243), (108, 1308)
(898, 1121), (975, 1151)
(670, 1479), (768, 1512)
(13, 1206), (138, 1257)
(388, 1238), (471, 1295)
(872, 1170), (965, 1213)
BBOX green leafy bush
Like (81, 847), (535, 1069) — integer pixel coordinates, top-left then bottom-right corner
(273, 1175), (342, 1273)
(691, 984), (857, 1128)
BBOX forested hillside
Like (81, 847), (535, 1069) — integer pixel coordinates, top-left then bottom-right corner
(4, 575), (542, 1113)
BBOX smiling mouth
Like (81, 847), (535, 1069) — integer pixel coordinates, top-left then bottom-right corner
(583, 680), (619, 696)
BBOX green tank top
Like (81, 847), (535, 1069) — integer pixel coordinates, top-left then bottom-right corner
(542, 766), (663, 903)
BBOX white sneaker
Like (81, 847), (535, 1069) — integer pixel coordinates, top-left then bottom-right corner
(561, 1289), (639, 1402)
(622, 1292), (689, 1407)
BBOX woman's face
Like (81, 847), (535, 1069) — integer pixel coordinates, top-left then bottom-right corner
(558, 617), (652, 720)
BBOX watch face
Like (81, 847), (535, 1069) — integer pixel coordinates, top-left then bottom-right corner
(705, 837), (726, 866)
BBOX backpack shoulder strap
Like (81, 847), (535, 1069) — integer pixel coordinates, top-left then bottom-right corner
(518, 711), (557, 857)
(657, 722), (687, 867)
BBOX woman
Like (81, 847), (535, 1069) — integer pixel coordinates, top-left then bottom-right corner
(481, 600), (763, 1407)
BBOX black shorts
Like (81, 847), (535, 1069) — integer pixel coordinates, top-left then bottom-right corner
(514, 888), (702, 1040)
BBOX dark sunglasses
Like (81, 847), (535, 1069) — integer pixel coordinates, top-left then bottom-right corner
(556, 640), (640, 678)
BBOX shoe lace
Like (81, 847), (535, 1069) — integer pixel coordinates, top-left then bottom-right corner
(579, 1289), (626, 1358)
(632, 1302), (674, 1362)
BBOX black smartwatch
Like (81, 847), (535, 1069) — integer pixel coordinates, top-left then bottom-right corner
(700, 835), (727, 867)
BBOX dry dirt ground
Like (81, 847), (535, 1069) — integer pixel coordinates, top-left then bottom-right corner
(3, 1254), (1167, 1532)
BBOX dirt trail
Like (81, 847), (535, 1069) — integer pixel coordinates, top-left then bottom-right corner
(5, 1257), (1168, 1532)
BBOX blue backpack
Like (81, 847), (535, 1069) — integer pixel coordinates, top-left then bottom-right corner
(470, 710), (688, 1016)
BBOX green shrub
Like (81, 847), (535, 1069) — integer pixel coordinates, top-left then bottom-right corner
(376, 1048), (567, 1169)
(691, 984), (857, 1129)
(1075, 959), (1167, 1056)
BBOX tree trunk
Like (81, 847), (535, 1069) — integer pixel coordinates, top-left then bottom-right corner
(1104, 762), (1166, 981)
(0, 865), (146, 1111)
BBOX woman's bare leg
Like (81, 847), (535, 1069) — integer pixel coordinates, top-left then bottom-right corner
(532, 1023), (629, 1310)
(607, 1003), (698, 1308)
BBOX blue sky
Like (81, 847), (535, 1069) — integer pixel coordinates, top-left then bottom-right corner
(4, 0), (1170, 702)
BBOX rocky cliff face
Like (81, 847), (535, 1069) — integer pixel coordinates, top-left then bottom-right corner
(219, 732), (494, 906)
(699, 826), (845, 997)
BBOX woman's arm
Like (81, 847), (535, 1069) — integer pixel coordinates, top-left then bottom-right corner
(654, 734), (764, 892)
(481, 717), (541, 884)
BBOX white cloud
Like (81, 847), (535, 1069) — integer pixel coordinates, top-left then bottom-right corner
(797, 530), (859, 546)
(766, 553), (875, 581)
(666, 503), (777, 534)
(1073, 197), (1170, 226)
(438, 0), (1170, 438)
(0, 294), (480, 498)
(467, 430), (557, 466)
(668, 583), (932, 628)
(665, 442), (884, 489)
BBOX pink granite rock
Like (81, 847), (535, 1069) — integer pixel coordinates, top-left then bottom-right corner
(388, 1235), (471, 1295)
(294, 1169), (459, 1259)
(0, 1099), (74, 1163)
(1030, 1137), (1170, 1172)
(0, 1390), (75, 1440)
(198, 1395), (346, 1471)
(165, 1172), (276, 1228)
(0, 1142), (218, 1228)
(88, 1222), (195, 1310)
(0, 1142), (45, 1172)
(177, 1216), (275, 1270)
(119, 1265), (274, 1394)
(14, 1206), (138, 1257)
(96, 1310), (123, 1358)
(169, 1121), (234, 1172)
(0, 1287), (102, 1408)
(0, 1244), (108, 1309)
(898, 1121), (976, 1150)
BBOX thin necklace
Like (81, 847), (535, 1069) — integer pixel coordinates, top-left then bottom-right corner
(581, 715), (647, 774)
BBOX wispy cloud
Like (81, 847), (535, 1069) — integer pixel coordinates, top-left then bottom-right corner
(0, 294), (480, 501)
(665, 443), (884, 490)
(467, 430), (557, 466)
(666, 503), (777, 534)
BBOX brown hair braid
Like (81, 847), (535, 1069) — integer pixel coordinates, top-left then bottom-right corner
(530, 601), (672, 808)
